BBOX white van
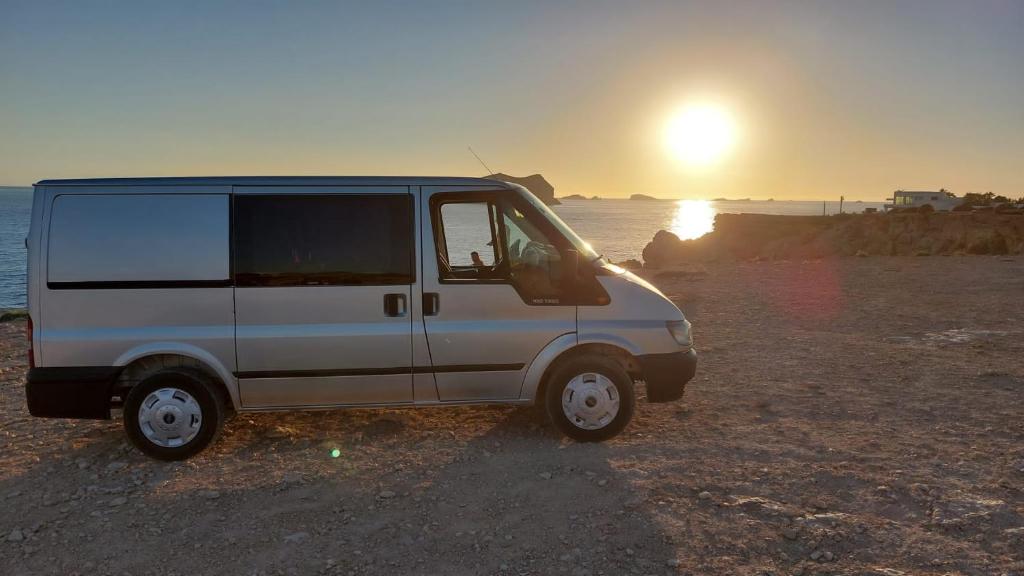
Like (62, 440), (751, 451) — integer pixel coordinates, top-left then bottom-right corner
(25, 177), (696, 460)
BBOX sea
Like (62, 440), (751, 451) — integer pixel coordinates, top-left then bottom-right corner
(0, 187), (32, 310)
(0, 187), (883, 309)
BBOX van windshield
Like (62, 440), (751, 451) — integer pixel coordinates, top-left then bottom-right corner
(517, 189), (603, 263)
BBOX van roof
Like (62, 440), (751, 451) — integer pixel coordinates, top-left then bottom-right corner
(35, 176), (515, 188)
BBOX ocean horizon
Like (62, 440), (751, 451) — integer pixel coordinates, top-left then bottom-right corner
(0, 187), (884, 309)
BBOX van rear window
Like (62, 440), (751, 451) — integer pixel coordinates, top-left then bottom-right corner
(47, 194), (230, 286)
(234, 194), (413, 287)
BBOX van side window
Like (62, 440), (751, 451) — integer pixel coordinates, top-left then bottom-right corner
(436, 201), (504, 280)
(433, 196), (563, 302)
(47, 194), (230, 287)
(234, 194), (413, 287)
(501, 206), (563, 299)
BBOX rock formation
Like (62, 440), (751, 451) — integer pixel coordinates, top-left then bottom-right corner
(486, 173), (560, 205)
(642, 212), (1024, 267)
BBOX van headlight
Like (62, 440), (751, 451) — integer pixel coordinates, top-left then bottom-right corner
(666, 320), (693, 348)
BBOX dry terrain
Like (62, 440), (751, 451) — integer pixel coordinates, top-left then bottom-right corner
(2, 257), (1023, 576)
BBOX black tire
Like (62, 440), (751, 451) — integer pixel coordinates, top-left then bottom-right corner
(544, 354), (635, 442)
(123, 368), (225, 461)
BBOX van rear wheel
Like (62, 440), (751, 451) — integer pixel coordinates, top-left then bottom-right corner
(123, 368), (225, 461)
(545, 355), (635, 442)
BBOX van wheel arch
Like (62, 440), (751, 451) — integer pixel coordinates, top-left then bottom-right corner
(113, 354), (232, 413)
(536, 344), (639, 408)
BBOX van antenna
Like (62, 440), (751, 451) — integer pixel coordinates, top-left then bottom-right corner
(468, 146), (494, 176)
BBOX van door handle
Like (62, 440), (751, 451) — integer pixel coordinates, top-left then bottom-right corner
(423, 292), (440, 316)
(384, 293), (407, 317)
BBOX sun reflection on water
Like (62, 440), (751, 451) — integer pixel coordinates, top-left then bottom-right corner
(670, 200), (715, 240)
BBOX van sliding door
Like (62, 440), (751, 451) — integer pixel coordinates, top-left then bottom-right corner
(232, 187), (414, 408)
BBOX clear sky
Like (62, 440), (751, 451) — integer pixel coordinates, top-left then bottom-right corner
(1, 0), (1021, 200)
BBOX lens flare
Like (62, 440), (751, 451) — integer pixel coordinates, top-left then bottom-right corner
(330, 448), (341, 458)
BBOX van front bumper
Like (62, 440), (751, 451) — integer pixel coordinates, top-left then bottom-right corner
(26, 367), (122, 419)
(638, 349), (697, 403)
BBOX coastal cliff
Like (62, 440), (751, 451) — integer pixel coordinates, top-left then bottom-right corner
(486, 173), (560, 205)
(642, 212), (1024, 266)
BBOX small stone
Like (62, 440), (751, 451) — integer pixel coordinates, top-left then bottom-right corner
(499, 563), (509, 570)
(266, 427), (290, 439)
(283, 531), (309, 543)
(200, 490), (220, 500)
(7, 529), (24, 543)
(378, 490), (396, 499)
(823, 551), (835, 561)
(108, 497), (128, 507)
(75, 459), (90, 470)
(782, 527), (798, 540)
(698, 491), (712, 500)
(597, 479), (608, 487)
(538, 472), (552, 480)
(810, 550), (822, 561)
(666, 559), (680, 567)
(106, 462), (127, 472)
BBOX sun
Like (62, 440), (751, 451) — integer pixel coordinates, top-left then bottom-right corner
(664, 103), (738, 167)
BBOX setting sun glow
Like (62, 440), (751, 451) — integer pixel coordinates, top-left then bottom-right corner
(670, 199), (715, 240)
(664, 104), (738, 168)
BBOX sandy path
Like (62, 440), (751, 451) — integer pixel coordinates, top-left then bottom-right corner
(1, 257), (1022, 575)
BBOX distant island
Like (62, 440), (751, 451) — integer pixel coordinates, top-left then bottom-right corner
(560, 194), (590, 201)
(630, 193), (662, 201)
(712, 197), (751, 202)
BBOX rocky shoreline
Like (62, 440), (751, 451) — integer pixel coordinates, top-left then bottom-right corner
(642, 211), (1024, 267)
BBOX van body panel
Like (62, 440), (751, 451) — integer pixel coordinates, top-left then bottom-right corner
(35, 188), (237, 400)
(26, 186), (46, 364)
(232, 185), (409, 195)
(36, 176), (501, 188)
(578, 274), (686, 356)
(239, 374), (412, 408)
(112, 340), (240, 409)
(418, 186), (577, 401)
(410, 191), (440, 403)
(39, 288), (237, 368)
(517, 332), (580, 401)
(233, 287), (412, 374)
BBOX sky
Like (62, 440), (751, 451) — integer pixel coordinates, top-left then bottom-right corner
(1, 0), (1022, 200)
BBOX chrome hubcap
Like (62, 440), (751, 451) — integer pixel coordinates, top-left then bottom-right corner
(561, 372), (620, 430)
(138, 388), (202, 448)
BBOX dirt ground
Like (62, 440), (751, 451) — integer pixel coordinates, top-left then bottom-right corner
(1, 257), (1022, 576)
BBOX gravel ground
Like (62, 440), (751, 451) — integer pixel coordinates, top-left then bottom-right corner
(1, 256), (1022, 576)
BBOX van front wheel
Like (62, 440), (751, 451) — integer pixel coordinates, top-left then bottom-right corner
(545, 355), (635, 442)
(123, 368), (225, 461)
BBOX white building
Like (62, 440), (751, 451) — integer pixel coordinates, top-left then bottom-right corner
(884, 190), (960, 211)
